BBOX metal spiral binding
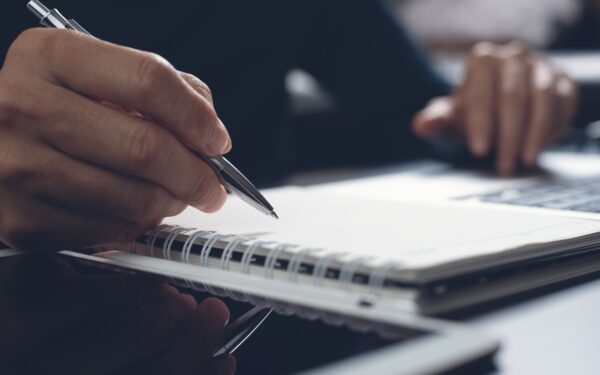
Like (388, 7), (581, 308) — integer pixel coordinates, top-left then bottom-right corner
(312, 252), (348, 287)
(339, 256), (372, 291)
(220, 236), (250, 272)
(219, 236), (252, 301)
(147, 225), (173, 258)
(199, 233), (233, 295)
(180, 230), (213, 290)
(162, 227), (190, 284)
(287, 247), (320, 283)
(367, 262), (401, 296)
(240, 240), (271, 275)
(264, 243), (296, 279)
(136, 227), (397, 329)
(163, 227), (190, 261)
(132, 225), (163, 254)
(181, 230), (212, 264)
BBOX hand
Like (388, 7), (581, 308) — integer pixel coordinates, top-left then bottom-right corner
(412, 42), (578, 175)
(0, 28), (232, 250)
(0, 254), (235, 375)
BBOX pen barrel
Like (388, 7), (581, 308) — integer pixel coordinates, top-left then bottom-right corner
(27, 1), (72, 30)
(27, 0), (49, 19)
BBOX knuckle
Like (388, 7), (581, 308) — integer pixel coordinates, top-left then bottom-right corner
(538, 82), (555, 97)
(135, 53), (176, 100)
(0, 82), (18, 124)
(0, 155), (37, 190)
(7, 28), (49, 59)
(182, 72), (213, 102)
(15, 28), (72, 65)
(127, 125), (168, 168)
(192, 101), (218, 138)
(195, 80), (213, 102)
(471, 42), (497, 60)
(504, 41), (528, 57)
(0, 79), (38, 125)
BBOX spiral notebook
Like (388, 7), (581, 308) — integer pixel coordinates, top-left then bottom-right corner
(74, 186), (600, 314)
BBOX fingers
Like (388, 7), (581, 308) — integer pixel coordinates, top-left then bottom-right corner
(411, 97), (460, 139)
(447, 41), (578, 175)
(496, 44), (530, 175)
(522, 58), (558, 167)
(552, 72), (578, 143)
(23, 148), (185, 221)
(463, 42), (499, 157)
(28, 83), (226, 213)
(180, 71), (232, 154)
(12, 28), (230, 156)
(120, 297), (230, 375)
(180, 72), (214, 105)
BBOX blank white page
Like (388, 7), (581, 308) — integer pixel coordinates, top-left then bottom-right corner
(164, 187), (600, 274)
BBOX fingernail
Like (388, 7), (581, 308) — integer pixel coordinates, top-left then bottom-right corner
(199, 297), (230, 327)
(179, 293), (197, 309)
(162, 283), (179, 296)
(223, 137), (232, 154)
(209, 119), (231, 155)
(163, 284), (197, 309)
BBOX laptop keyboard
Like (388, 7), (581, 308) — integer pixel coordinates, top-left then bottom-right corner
(459, 177), (600, 213)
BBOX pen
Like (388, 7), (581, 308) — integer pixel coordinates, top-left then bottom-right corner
(213, 306), (272, 358)
(27, 0), (279, 220)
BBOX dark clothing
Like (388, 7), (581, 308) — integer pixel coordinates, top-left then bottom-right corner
(1, 0), (449, 185)
(551, 1), (600, 51)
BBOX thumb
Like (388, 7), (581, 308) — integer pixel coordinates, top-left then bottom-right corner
(412, 97), (459, 139)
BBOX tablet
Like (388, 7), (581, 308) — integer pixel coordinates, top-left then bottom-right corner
(60, 250), (499, 375)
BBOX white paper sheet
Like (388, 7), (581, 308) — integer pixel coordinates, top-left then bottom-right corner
(164, 187), (600, 274)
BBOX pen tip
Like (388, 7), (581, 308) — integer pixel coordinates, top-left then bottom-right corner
(270, 211), (279, 220)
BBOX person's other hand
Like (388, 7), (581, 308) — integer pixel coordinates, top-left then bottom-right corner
(412, 42), (578, 175)
(0, 254), (235, 375)
(0, 28), (232, 250)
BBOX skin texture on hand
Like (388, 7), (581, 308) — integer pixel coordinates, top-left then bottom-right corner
(0, 254), (235, 375)
(0, 28), (232, 250)
(412, 41), (578, 175)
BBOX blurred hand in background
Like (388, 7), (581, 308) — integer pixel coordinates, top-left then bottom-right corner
(412, 42), (578, 175)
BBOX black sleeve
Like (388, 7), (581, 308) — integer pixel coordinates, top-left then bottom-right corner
(290, 0), (451, 170)
(0, 3), (32, 63)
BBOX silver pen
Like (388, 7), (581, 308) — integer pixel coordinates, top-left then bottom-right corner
(213, 306), (272, 358)
(27, 0), (279, 219)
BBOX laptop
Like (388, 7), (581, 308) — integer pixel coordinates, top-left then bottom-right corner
(311, 150), (600, 220)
